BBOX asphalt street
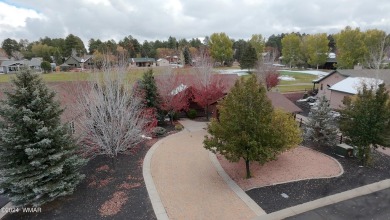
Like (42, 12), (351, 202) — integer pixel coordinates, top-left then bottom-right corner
(286, 188), (390, 220)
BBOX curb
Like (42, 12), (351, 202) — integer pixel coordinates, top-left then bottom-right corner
(208, 152), (267, 216)
(0, 202), (13, 219)
(252, 179), (390, 220)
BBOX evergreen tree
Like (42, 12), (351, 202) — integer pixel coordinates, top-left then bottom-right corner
(204, 75), (302, 178)
(139, 69), (160, 109)
(304, 96), (338, 147)
(0, 69), (86, 207)
(183, 47), (192, 65)
(240, 44), (258, 71)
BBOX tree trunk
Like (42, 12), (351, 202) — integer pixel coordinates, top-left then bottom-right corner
(245, 159), (251, 179)
(206, 103), (209, 121)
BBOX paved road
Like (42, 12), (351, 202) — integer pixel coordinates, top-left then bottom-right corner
(286, 188), (390, 220)
(0, 196), (8, 208)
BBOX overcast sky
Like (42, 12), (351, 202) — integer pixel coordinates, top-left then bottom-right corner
(1, 0), (390, 45)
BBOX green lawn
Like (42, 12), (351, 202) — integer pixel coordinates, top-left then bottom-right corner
(0, 68), (165, 83)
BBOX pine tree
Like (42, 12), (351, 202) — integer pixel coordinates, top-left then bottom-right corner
(0, 68), (86, 207)
(139, 69), (160, 109)
(304, 96), (339, 147)
(183, 47), (192, 65)
(240, 44), (258, 72)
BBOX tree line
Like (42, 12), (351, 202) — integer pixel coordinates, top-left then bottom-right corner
(1, 26), (390, 69)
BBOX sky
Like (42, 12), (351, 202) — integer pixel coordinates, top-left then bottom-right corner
(1, 0), (390, 46)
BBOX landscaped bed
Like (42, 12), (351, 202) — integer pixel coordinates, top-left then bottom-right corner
(2, 123), (179, 220)
(217, 146), (343, 191)
(245, 145), (390, 213)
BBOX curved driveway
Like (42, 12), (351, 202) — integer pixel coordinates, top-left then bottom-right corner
(150, 119), (258, 220)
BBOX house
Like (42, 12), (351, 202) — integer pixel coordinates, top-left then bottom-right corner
(313, 69), (390, 109)
(129, 58), (156, 67)
(266, 92), (302, 115)
(0, 58), (43, 74)
(63, 55), (93, 70)
(157, 58), (170, 66)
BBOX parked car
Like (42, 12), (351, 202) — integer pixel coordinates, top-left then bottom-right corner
(297, 96), (317, 103)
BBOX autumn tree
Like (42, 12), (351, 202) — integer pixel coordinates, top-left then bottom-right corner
(156, 68), (189, 123)
(204, 75), (302, 178)
(339, 83), (390, 166)
(0, 68), (86, 207)
(304, 96), (338, 147)
(191, 52), (225, 120)
(363, 29), (390, 71)
(281, 33), (302, 68)
(249, 34), (265, 59)
(240, 44), (258, 71)
(304, 33), (329, 69)
(335, 26), (367, 69)
(209, 32), (234, 65)
(256, 51), (281, 91)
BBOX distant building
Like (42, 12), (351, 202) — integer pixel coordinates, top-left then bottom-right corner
(0, 58), (43, 74)
(129, 58), (156, 67)
(157, 58), (169, 66)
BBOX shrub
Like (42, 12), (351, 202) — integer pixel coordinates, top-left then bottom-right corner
(152, 126), (166, 137)
(187, 109), (197, 119)
(175, 124), (184, 131)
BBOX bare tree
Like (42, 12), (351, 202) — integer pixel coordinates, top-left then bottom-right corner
(76, 61), (150, 158)
(255, 49), (281, 91)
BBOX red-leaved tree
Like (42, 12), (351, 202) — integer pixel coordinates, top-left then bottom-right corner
(156, 67), (190, 123)
(191, 51), (225, 120)
(265, 72), (280, 91)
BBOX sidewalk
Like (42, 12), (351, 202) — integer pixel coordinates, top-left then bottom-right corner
(149, 119), (259, 220)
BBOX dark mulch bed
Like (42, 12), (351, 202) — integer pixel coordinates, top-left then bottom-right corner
(2, 123), (179, 220)
(246, 144), (390, 213)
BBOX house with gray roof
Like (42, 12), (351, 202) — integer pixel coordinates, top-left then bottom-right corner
(313, 69), (390, 109)
(0, 58), (43, 74)
(129, 58), (156, 67)
(63, 55), (93, 70)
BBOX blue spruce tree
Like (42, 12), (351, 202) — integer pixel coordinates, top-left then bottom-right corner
(0, 68), (86, 207)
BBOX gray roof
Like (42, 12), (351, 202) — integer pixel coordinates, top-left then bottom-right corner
(129, 58), (156, 63)
(313, 69), (390, 90)
(68, 55), (93, 63)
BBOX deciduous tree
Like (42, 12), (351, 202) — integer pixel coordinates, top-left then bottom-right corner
(249, 34), (265, 59)
(76, 66), (151, 158)
(191, 52), (225, 120)
(335, 26), (367, 69)
(363, 29), (390, 71)
(0, 68), (86, 207)
(209, 32), (233, 65)
(1, 38), (19, 58)
(340, 83), (390, 165)
(156, 68), (189, 123)
(204, 75), (302, 178)
(304, 33), (329, 69)
(281, 33), (302, 68)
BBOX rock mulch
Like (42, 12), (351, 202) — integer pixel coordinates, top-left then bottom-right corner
(246, 145), (390, 213)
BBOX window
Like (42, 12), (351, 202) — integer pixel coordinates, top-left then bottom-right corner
(69, 121), (75, 134)
(320, 83), (323, 90)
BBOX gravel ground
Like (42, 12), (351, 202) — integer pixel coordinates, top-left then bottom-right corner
(246, 145), (390, 213)
(218, 146), (342, 191)
(2, 140), (158, 220)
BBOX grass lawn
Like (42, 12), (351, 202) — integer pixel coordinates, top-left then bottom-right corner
(0, 68), (168, 83)
(275, 84), (313, 93)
